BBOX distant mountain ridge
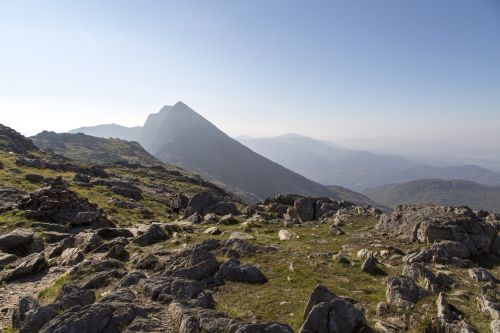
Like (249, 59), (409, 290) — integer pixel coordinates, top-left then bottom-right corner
(68, 102), (380, 206)
(366, 179), (500, 213)
(70, 123), (142, 142)
(238, 135), (500, 191)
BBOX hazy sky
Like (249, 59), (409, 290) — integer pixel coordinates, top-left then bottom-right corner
(1, 0), (500, 149)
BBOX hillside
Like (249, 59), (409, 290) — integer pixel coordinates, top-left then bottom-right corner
(70, 102), (377, 206)
(1, 123), (499, 332)
(366, 178), (500, 213)
(238, 134), (500, 191)
(32, 131), (162, 167)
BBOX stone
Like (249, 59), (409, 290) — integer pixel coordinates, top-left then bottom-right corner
(218, 214), (239, 225)
(469, 267), (498, 283)
(60, 248), (84, 266)
(48, 236), (76, 258)
(75, 231), (103, 253)
(229, 232), (255, 241)
(2, 253), (47, 281)
(332, 253), (350, 265)
(300, 284), (368, 333)
(106, 244), (129, 261)
(96, 227), (134, 239)
(330, 225), (344, 236)
(0, 187), (27, 213)
(294, 197), (315, 222)
(278, 229), (294, 241)
(386, 276), (431, 308)
(361, 256), (386, 275)
(214, 201), (239, 216)
(217, 258), (267, 284)
(204, 226), (221, 235)
(133, 223), (168, 246)
(0, 228), (38, 256)
(119, 271), (147, 287)
(25, 173), (45, 183)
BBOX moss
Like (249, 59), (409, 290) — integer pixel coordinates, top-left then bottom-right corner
(37, 274), (70, 305)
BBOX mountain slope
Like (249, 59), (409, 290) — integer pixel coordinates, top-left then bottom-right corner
(143, 102), (349, 203)
(32, 131), (162, 167)
(70, 123), (142, 142)
(366, 179), (500, 212)
(238, 135), (500, 191)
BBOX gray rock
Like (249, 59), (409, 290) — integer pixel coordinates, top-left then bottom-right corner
(294, 197), (315, 222)
(299, 284), (368, 333)
(217, 258), (267, 284)
(133, 223), (168, 246)
(119, 271), (147, 287)
(0, 228), (35, 255)
(2, 253), (47, 281)
(386, 276), (430, 308)
(48, 236), (76, 258)
(75, 231), (103, 253)
(60, 248), (84, 266)
(25, 173), (44, 183)
(469, 267), (498, 283)
(361, 256), (386, 276)
(204, 227), (221, 235)
(105, 244), (129, 261)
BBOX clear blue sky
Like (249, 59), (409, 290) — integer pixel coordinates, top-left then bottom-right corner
(1, 0), (500, 148)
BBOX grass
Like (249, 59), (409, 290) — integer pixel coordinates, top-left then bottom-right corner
(37, 274), (70, 305)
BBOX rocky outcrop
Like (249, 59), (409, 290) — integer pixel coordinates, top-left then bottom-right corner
(16, 177), (111, 229)
(1, 253), (48, 281)
(0, 123), (38, 154)
(378, 205), (498, 262)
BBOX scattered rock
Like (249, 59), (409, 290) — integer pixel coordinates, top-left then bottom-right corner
(278, 229), (294, 241)
(361, 256), (386, 276)
(204, 226), (221, 235)
(386, 276), (430, 308)
(217, 258), (267, 284)
(229, 232), (255, 241)
(2, 253), (47, 281)
(469, 267), (498, 284)
(60, 248), (84, 266)
(25, 173), (45, 183)
(133, 223), (168, 246)
(300, 284), (368, 333)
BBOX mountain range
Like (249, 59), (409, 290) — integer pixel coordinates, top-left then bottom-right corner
(66, 101), (500, 211)
(63, 102), (379, 206)
(238, 134), (500, 191)
(366, 179), (500, 213)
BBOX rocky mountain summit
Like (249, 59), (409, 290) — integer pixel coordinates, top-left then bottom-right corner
(0, 123), (499, 332)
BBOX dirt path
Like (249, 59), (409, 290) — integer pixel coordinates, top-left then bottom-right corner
(0, 266), (66, 331)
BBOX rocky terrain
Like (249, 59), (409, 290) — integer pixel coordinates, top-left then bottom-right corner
(0, 123), (499, 332)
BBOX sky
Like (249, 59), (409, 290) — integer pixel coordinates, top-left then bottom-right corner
(1, 0), (500, 153)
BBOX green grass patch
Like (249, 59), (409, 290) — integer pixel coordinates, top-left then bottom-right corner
(37, 274), (70, 305)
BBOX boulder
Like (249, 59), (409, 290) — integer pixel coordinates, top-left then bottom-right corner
(204, 227), (221, 235)
(133, 223), (168, 246)
(294, 197), (315, 222)
(0, 228), (41, 256)
(2, 253), (47, 281)
(214, 202), (239, 215)
(48, 236), (75, 258)
(106, 244), (129, 261)
(278, 229), (294, 241)
(218, 214), (239, 225)
(361, 256), (386, 276)
(75, 231), (103, 253)
(217, 258), (267, 284)
(60, 248), (84, 266)
(386, 276), (431, 308)
(299, 284), (368, 333)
